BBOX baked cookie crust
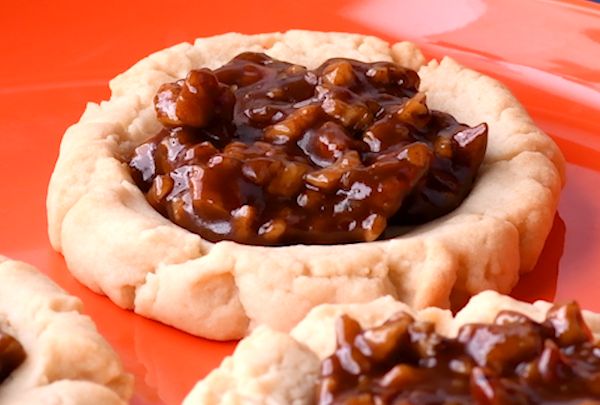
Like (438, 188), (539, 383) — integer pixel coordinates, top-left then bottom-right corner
(0, 257), (133, 405)
(46, 30), (565, 340)
(183, 291), (600, 404)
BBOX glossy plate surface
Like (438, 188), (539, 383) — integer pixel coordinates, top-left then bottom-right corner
(1, 0), (599, 403)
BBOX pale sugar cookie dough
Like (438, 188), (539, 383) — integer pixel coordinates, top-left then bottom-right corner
(47, 30), (565, 340)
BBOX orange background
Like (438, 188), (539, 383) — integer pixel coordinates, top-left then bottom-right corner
(1, 0), (599, 403)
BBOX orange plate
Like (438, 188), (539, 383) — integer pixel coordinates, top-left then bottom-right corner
(1, 0), (599, 403)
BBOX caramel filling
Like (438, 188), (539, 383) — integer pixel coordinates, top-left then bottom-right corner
(0, 329), (25, 383)
(130, 53), (487, 245)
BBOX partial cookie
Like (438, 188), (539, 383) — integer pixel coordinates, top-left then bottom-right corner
(183, 291), (600, 404)
(0, 256), (133, 405)
(47, 30), (565, 340)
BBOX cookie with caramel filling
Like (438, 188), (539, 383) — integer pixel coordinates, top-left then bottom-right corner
(183, 291), (600, 404)
(47, 30), (564, 340)
(0, 257), (133, 404)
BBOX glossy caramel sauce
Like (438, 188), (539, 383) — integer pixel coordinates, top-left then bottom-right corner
(130, 53), (487, 245)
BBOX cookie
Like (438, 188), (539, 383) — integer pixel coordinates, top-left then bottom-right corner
(0, 257), (133, 405)
(183, 291), (600, 403)
(47, 30), (564, 340)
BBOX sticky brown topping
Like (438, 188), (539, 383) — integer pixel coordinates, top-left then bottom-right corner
(129, 53), (487, 245)
(318, 302), (600, 404)
(0, 329), (26, 383)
